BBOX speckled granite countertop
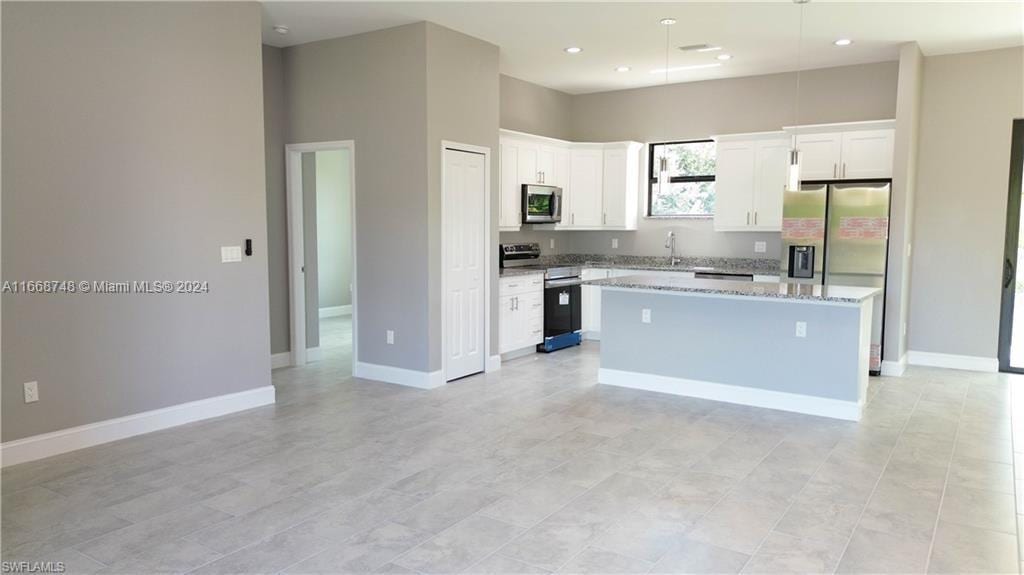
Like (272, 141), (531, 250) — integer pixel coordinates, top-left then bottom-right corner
(586, 274), (880, 304)
(500, 255), (781, 278)
(498, 268), (547, 278)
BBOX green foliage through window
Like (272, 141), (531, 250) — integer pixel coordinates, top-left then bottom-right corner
(649, 140), (716, 216)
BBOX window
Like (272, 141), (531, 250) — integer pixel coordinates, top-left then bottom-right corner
(648, 140), (716, 217)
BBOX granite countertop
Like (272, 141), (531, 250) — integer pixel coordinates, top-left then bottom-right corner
(585, 274), (881, 304)
(498, 268), (547, 278)
(500, 255), (781, 278)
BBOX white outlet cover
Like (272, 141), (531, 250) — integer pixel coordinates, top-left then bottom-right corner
(754, 241), (767, 253)
(221, 246), (242, 263)
(549, 239), (555, 249)
(641, 309), (651, 323)
(386, 330), (395, 344)
(611, 238), (619, 249)
(24, 381), (39, 403)
(795, 321), (807, 338)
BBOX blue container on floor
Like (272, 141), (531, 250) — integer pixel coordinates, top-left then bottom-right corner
(537, 331), (582, 353)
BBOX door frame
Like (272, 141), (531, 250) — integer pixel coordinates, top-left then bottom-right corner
(998, 119), (1024, 373)
(440, 140), (495, 381)
(284, 140), (357, 368)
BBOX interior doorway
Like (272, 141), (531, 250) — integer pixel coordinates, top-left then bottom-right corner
(999, 119), (1024, 373)
(285, 141), (357, 370)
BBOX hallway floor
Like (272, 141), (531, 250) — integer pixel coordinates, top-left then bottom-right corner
(2, 342), (1020, 574)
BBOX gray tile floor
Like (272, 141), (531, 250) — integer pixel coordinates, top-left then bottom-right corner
(2, 337), (1021, 574)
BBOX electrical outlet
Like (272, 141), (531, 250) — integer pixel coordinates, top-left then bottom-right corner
(795, 321), (807, 338)
(902, 321), (907, 337)
(386, 330), (395, 345)
(754, 241), (767, 253)
(549, 239), (555, 250)
(23, 381), (39, 403)
(641, 309), (652, 324)
(611, 238), (619, 249)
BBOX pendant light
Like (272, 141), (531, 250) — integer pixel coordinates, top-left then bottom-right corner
(787, 0), (809, 192)
(658, 17), (676, 197)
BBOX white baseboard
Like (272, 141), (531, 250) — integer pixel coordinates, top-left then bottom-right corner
(486, 355), (502, 373)
(598, 368), (862, 421)
(319, 305), (352, 319)
(500, 346), (537, 362)
(582, 331), (601, 341)
(907, 350), (998, 373)
(880, 354), (907, 377)
(271, 352), (291, 369)
(306, 346), (323, 362)
(0, 385), (276, 468)
(354, 361), (445, 389)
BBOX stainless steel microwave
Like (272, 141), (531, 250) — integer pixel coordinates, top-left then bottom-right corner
(522, 184), (562, 224)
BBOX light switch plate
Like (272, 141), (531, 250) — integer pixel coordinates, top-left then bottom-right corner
(795, 321), (807, 338)
(221, 246), (242, 263)
(611, 238), (619, 249)
(641, 309), (651, 324)
(24, 381), (39, 403)
(754, 241), (767, 253)
(549, 239), (555, 250)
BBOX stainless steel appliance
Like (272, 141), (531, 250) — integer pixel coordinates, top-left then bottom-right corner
(499, 243), (582, 353)
(522, 185), (562, 224)
(782, 181), (891, 374)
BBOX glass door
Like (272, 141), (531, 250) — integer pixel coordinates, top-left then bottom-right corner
(999, 119), (1024, 373)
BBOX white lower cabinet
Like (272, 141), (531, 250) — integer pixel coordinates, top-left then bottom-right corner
(499, 274), (544, 354)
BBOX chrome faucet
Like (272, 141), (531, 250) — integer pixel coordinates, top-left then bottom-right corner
(665, 231), (681, 266)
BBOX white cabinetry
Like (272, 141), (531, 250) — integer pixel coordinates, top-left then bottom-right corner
(499, 274), (544, 354)
(564, 148), (604, 228)
(790, 121), (895, 181)
(713, 133), (788, 232)
(499, 130), (641, 232)
(581, 268), (608, 338)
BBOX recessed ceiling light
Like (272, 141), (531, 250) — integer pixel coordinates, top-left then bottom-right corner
(650, 63), (722, 75)
(273, 25), (289, 35)
(834, 38), (853, 46)
(564, 46), (582, 54)
(615, 66), (631, 73)
(716, 54), (733, 61)
(659, 18), (677, 25)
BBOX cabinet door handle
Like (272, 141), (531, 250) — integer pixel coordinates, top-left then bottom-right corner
(754, 211), (758, 225)
(572, 213), (575, 225)
(842, 163), (847, 178)
(833, 163), (837, 179)
(746, 212), (750, 225)
(603, 213), (606, 225)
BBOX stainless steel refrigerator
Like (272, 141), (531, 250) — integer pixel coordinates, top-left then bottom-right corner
(782, 181), (891, 375)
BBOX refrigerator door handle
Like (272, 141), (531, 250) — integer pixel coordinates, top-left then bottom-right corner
(1005, 258), (1015, 289)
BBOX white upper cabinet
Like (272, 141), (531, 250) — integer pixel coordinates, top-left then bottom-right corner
(499, 130), (641, 232)
(601, 143), (642, 230)
(565, 147), (604, 228)
(752, 138), (789, 230)
(788, 121), (895, 181)
(840, 130), (894, 179)
(499, 141), (522, 230)
(795, 132), (843, 180)
(713, 141), (758, 231)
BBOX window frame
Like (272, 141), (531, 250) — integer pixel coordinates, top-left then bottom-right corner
(647, 139), (717, 218)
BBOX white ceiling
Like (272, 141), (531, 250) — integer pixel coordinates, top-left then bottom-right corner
(262, 1), (1024, 95)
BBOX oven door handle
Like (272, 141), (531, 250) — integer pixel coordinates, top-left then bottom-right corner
(544, 278), (582, 288)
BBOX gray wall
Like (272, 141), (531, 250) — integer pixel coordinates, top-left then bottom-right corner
(561, 61), (900, 260)
(499, 75), (573, 140)
(2, 2), (271, 441)
(316, 149), (353, 310)
(264, 44), (291, 355)
(425, 23), (501, 367)
(284, 22), (430, 370)
(885, 43), (924, 363)
(909, 47), (1024, 359)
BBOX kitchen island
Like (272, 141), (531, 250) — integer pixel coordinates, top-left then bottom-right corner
(585, 274), (880, 421)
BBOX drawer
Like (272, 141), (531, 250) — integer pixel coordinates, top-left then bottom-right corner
(500, 274), (544, 296)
